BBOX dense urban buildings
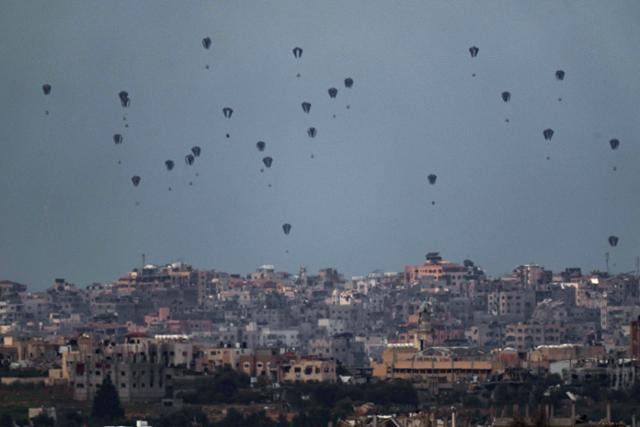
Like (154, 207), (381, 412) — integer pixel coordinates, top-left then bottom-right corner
(1, 253), (640, 425)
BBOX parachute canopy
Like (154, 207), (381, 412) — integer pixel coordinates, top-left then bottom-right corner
(256, 141), (266, 151)
(608, 235), (619, 247)
(42, 84), (51, 95)
(292, 47), (303, 58)
(191, 146), (201, 157)
(263, 157), (273, 168)
(328, 88), (338, 98)
(131, 175), (141, 187)
(301, 102), (311, 113)
(344, 78), (354, 88)
(113, 134), (123, 145)
(543, 129), (554, 141)
(609, 139), (620, 150)
(185, 154), (195, 165)
(118, 91), (130, 108)
(307, 127), (317, 138)
(469, 46), (479, 58)
(282, 223), (292, 235)
(428, 174), (437, 185)
(555, 70), (565, 81)
(165, 160), (175, 171)
(222, 107), (233, 119)
(202, 37), (212, 49)
(501, 91), (511, 102)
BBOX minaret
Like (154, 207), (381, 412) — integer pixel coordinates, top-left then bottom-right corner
(415, 302), (434, 351)
(298, 266), (308, 287)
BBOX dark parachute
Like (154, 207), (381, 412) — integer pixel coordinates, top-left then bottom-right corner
(165, 160), (175, 171)
(344, 78), (354, 88)
(202, 37), (212, 49)
(185, 154), (195, 165)
(608, 235), (619, 247)
(113, 134), (123, 144)
(42, 84), (52, 95)
(263, 157), (273, 168)
(191, 146), (201, 157)
(555, 70), (565, 81)
(292, 47), (303, 58)
(301, 102), (311, 113)
(469, 46), (479, 58)
(282, 223), (292, 235)
(543, 128), (554, 141)
(222, 107), (233, 119)
(609, 139), (620, 150)
(256, 141), (266, 151)
(307, 127), (317, 138)
(428, 174), (437, 185)
(118, 91), (130, 107)
(328, 87), (338, 98)
(501, 91), (511, 102)
(131, 175), (141, 187)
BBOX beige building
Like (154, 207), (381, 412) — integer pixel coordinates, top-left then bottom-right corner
(371, 346), (498, 389)
(280, 356), (336, 383)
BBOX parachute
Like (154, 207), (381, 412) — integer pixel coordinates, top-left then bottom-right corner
(427, 174), (437, 185)
(165, 160), (175, 171)
(222, 107), (233, 119)
(328, 88), (338, 98)
(469, 46), (479, 58)
(609, 139), (620, 150)
(118, 91), (130, 108)
(282, 223), (292, 235)
(113, 134), (123, 144)
(608, 235), (619, 247)
(256, 141), (266, 151)
(185, 154), (195, 165)
(301, 102), (311, 113)
(292, 47), (303, 58)
(131, 175), (141, 187)
(344, 78), (354, 88)
(263, 157), (273, 168)
(202, 37), (212, 49)
(555, 70), (565, 81)
(307, 127), (317, 138)
(501, 91), (511, 102)
(191, 146), (201, 157)
(543, 129), (554, 141)
(42, 84), (51, 95)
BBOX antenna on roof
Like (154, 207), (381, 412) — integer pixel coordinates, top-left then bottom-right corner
(605, 252), (610, 275)
(636, 256), (639, 278)
(142, 253), (146, 269)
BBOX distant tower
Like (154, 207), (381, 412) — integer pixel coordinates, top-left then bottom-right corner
(414, 302), (434, 351)
(142, 253), (146, 269)
(605, 252), (610, 275)
(298, 266), (308, 287)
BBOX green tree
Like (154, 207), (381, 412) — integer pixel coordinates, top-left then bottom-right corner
(91, 376), (124, 422)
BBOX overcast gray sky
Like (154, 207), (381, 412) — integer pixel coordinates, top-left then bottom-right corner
(1, 1), (639, 289)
